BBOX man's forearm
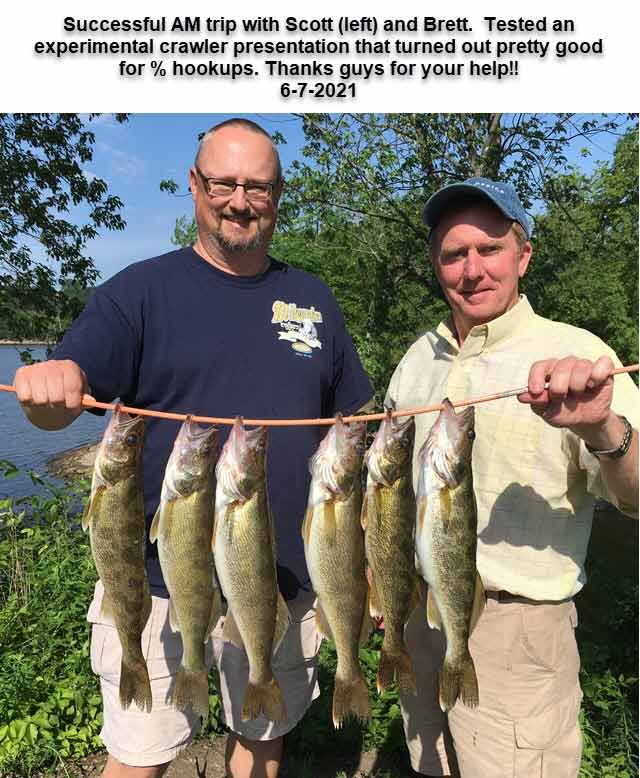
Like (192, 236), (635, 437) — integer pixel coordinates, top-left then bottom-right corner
(598, 430), (639, 516)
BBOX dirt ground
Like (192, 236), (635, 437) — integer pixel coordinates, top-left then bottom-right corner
(51, 735), (413, 778)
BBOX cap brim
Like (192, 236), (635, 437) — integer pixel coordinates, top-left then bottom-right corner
(422, 183), (511, 228)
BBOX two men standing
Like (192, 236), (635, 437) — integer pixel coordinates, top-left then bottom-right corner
(15, 117), (638, 778)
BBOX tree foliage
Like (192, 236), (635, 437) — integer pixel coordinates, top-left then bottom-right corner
(279, 114), (637, 394)
(167, 114), (637, 396)
(0, 114), (128, 340)
(526, 127), (638, 367)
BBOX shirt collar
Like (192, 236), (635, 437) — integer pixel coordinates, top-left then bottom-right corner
(435, 295), (536, 354)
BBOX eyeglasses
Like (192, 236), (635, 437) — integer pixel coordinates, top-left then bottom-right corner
(195, 166), (275, 202)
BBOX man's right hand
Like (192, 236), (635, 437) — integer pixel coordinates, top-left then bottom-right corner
(14, 359), (92, 430)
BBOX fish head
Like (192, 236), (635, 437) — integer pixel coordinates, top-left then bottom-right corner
(166, 417), (219, 496)
(309, 415), (366, 498)
(216, 417), (268, 501)
(366, 413), (415, 487)
(97, 406), (145, 482)
(420, 399), (475, 487)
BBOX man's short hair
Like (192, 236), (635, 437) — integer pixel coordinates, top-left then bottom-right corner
(194, 118), (283, 183)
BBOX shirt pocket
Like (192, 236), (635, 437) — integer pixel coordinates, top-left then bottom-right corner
(518, 602), (579, 676)
(87, 581), (184, 681)
(274, 596), (322, 672)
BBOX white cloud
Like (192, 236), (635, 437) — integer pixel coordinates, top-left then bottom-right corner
(95, 141), (145, 179)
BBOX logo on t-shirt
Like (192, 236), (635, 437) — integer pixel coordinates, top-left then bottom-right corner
(271, 300), (323, 357)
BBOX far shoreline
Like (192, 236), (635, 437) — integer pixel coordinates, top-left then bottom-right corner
(0, 340), (55, 346)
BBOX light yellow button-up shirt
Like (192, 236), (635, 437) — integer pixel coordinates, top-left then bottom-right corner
(386, 295), (639, 600)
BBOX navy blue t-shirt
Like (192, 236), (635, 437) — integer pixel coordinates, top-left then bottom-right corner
(54, 248), (373, 599)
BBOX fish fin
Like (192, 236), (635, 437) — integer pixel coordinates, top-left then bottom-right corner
(416, 496), (427, 535)
(99, 592), (114, 621)
(242, 677), (287, 724)
(81, 486), (105, 531)
(359, 594), (373, 646)
(377, 640), (416, 695)
(141, 577), (152, 632)
(80, 500), (91, 532)
(439, 653), (479, 712)
(360, 492), (368, 530)
(207, 587), (223, 635)
(410, 575), (422, 615)
(212, 507), (222, 552)
(439, 488), (452, 528)
(469, 572), (486, 636)
(273, 592), (291, 656)
(315, 602), (333, 641)
(323, 500), (337, 544)
(222, 610), (244, 649)
(168, 599), (180, 633)
(367, 569), (383, 620)
(332, 672), (371, 729)
(426, 588), (442, 631)
(172, 667), (209, 720)
(119, 657), (152, 713)
(148, 507), (161, 543)
(301, 506), (314, 547)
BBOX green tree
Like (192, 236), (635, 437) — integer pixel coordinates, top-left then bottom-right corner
(526, 127), (639, 367)
(166, 114), (637, 396)
(0, 113), (128, 341)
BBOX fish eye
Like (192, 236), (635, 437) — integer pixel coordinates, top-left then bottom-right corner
(125, 434), (138, 446)
(467, 430), (476, 440)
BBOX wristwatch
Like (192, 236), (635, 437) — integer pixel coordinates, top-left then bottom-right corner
(585, 415), (634, 459)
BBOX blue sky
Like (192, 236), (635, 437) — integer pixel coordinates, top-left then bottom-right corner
(78, 113), (624, 283)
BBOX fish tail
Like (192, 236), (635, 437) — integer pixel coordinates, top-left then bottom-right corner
(173, 666), (210, 719)
(119, 658), (152, 713)
(377, 643), (416, 694)
(242, 677), (287, 724)
(332, 672), (372, 729)
(439, 653), (479, 712)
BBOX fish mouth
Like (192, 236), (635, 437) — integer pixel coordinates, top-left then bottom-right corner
(309, 416), (365, 495)
(422, 399), (474, 486)
(112, 405), (143, 428)
(185, 416), (217, 437)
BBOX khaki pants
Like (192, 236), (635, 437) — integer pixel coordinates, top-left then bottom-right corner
(401, 594), (582, 777)
(88, 582), (320, 766)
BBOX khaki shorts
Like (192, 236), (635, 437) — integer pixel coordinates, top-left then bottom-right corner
(402, 591), (582, 778)
(88, 581), (321, 766)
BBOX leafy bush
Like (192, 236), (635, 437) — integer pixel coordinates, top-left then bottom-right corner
(0, 467), (102, 776)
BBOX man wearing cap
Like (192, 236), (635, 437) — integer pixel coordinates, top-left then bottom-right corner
(386, 177), (638, 777)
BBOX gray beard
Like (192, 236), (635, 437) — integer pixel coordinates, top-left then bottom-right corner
(211, 223), (265, 255)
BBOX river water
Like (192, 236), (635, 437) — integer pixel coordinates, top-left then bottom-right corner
(0, 346), (107, 500)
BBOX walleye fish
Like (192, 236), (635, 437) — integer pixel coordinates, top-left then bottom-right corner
(415, 399), (484, 712)
(302, 416), (371, 729)
(149, 417), (222, 719)
(213, 418), (290, 724)
(362, 412), (419, 694)
(82, 406), (152, 712)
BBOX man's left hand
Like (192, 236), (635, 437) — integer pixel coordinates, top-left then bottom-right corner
(518, 356), (616, 441)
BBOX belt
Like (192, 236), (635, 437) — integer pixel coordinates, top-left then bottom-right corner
(486, 590), (571, 605)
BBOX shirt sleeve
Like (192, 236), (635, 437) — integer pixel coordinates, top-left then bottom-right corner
(384, 359), (403, 409)
(51, 285), (141, 407)
(327, 304), (373, 416)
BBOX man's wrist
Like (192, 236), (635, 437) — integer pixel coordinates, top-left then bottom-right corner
(581, 413), (633, 459)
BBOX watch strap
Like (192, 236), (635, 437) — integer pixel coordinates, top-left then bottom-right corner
(586, 415), (633, 459)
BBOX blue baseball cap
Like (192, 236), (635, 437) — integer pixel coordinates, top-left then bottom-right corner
(422, 177), (533, 239)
